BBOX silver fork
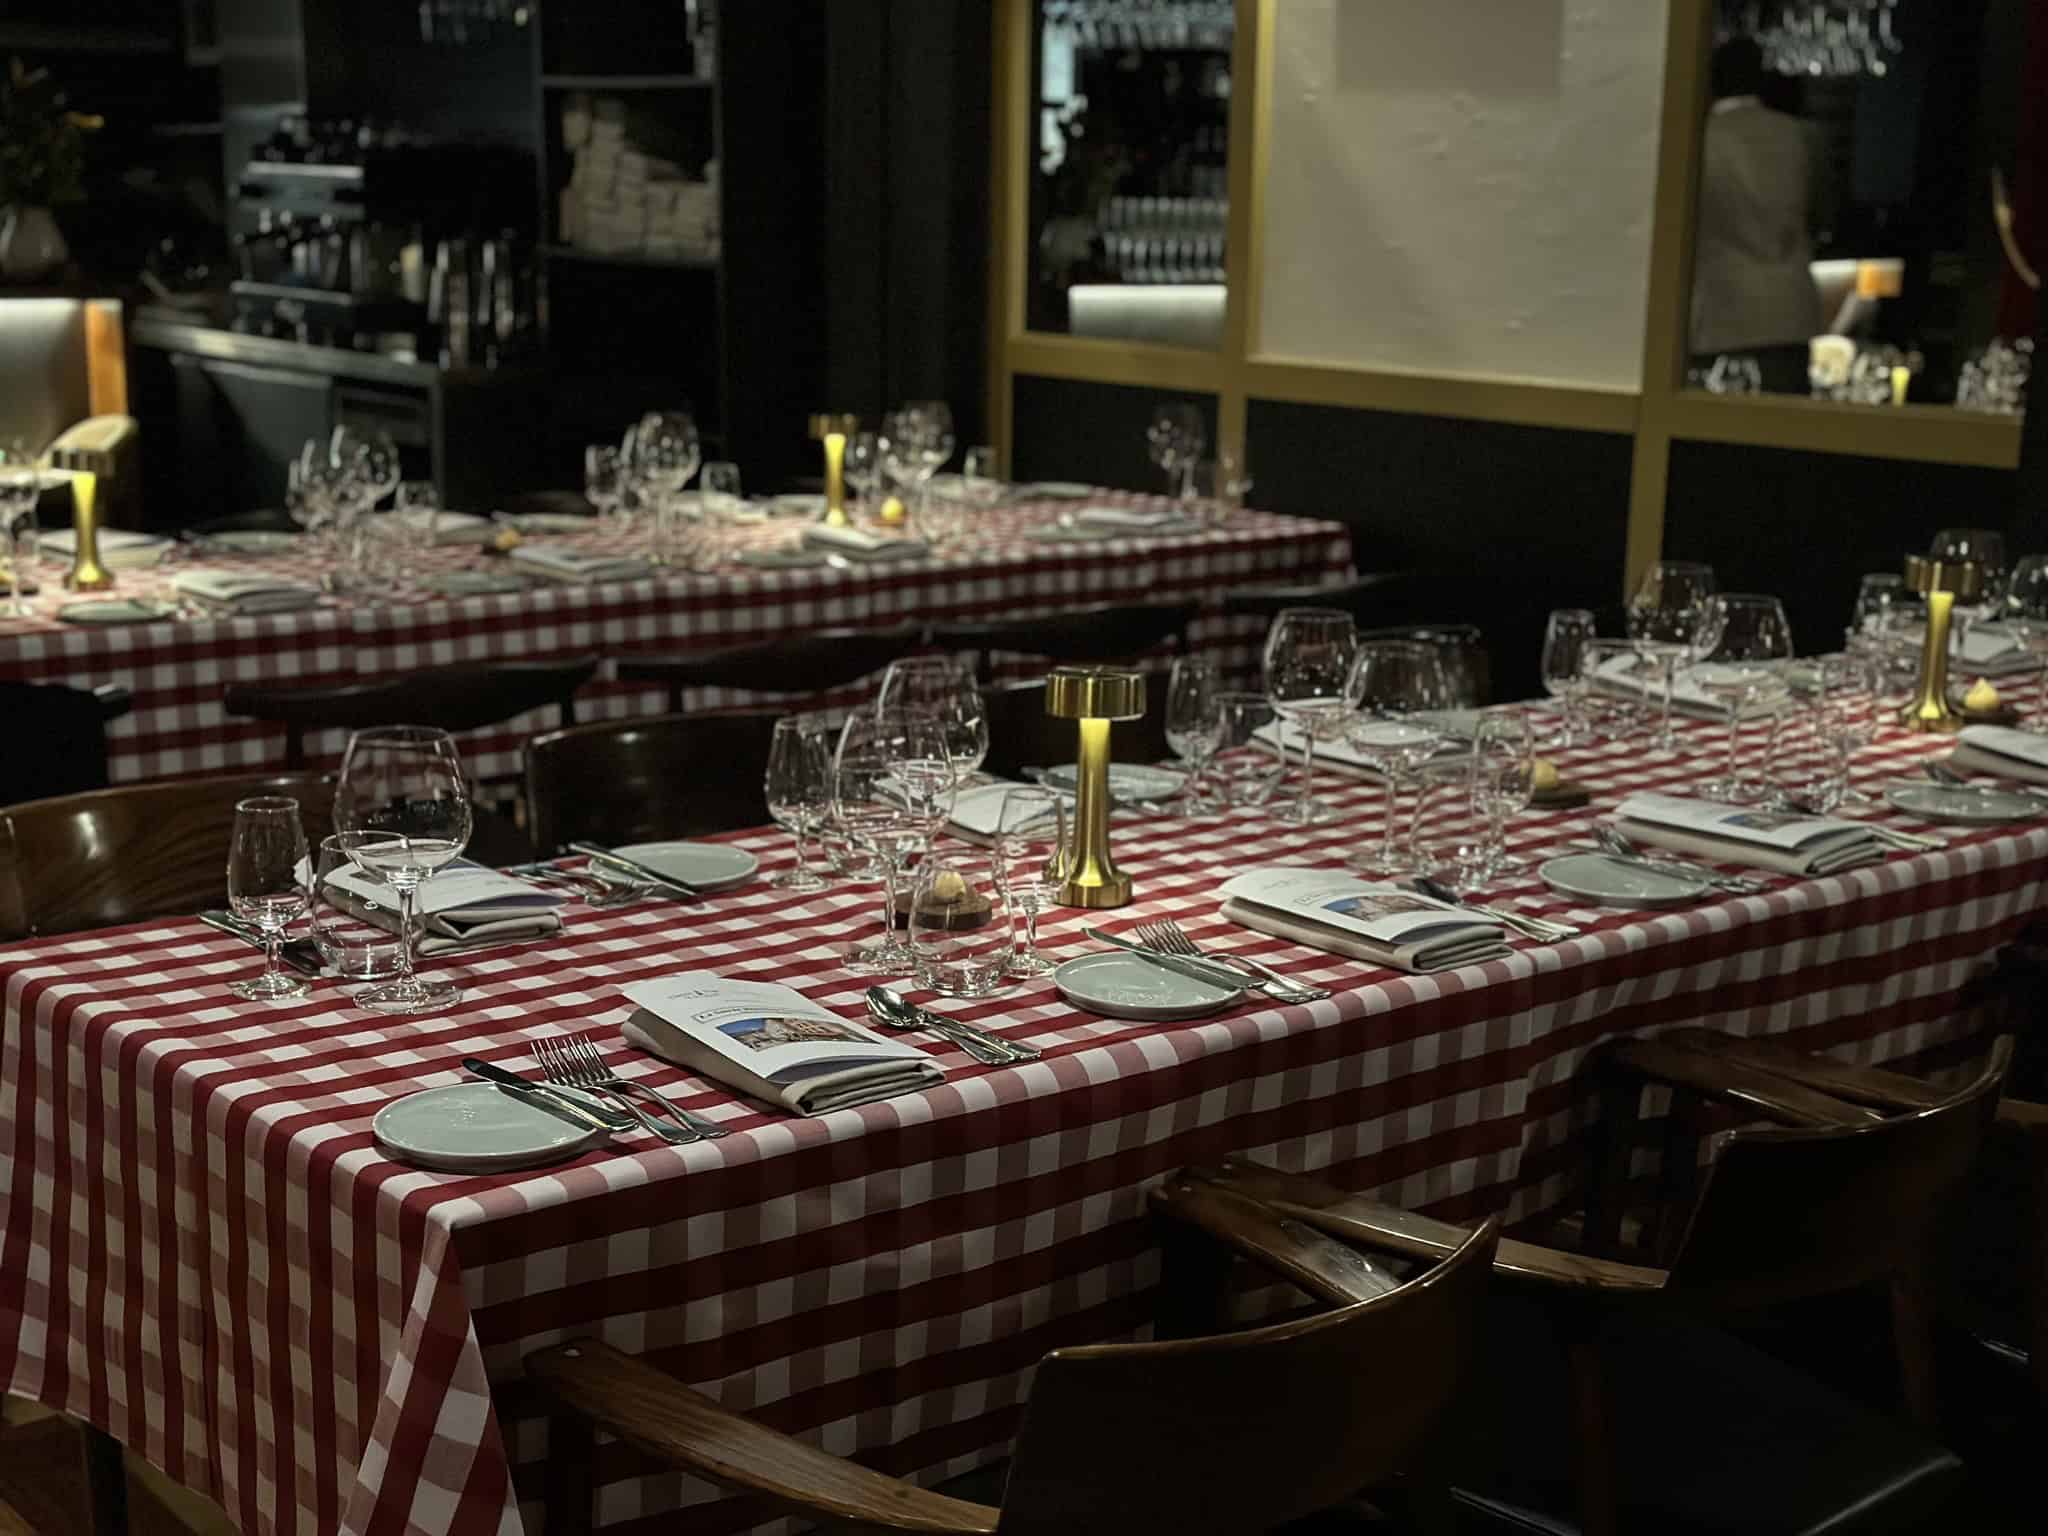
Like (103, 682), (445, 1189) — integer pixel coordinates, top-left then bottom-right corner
(1136, 920), (1331, 1003)
(541, 1033), (730, 1140)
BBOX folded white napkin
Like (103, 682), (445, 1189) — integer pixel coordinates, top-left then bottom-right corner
(44, 527), (173, 570)
(394, 508), (495, 544)
(1887, 620), (2042, 677)
(506, 544), (651, 583)
(1073, 504), (1199, 533)
(1951, 725), (2048, 785)
(1220, 899), (1509, 974)
(1613, 793), (1885, 877)
(172, 569), (323, 615)
(624, 1010), (943, 1115)
(801, 523), (930, 560)
(326, 860), (565, 953)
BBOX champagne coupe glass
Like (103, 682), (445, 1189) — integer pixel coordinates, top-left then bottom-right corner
(764, 714), (833, 893)
(832, 707), (950, 974)
(1692, 593), (1794, 802)
(632, 410), (702, 566)
(1213, 691), (1287, 809)
(1145, 403), (1206, 500)
(1540, 608), (1598, 747)
(332, 726), (474, 1013)
(226, 795), (312, 1001)
(877, 657), (988, 784)
(1344, 639), (1452, 875)
(1626, 560), (1718, 754)
(1164, 654), (1224, 814)
(585, 444), (627, 525)
(1262, 606), (1359, 825)
(993, 786), (1063, 977)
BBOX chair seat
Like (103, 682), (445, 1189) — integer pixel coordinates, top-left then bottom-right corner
(1455, 1293), (1968, 1536)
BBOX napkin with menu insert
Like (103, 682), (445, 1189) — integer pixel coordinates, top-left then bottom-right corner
(620, 972), (943, 1115)
(43, 526), (173, 570)
(801, 523), (930, 560)
(1218, 869), (1512, 973)
(506, 544), (651, 583)
(323, 859), (565, 954)
(171, 569), (324, 615)
(1950, 725), (2048, 785)
(1613, 793), (1886, 877)
(394, 507), (495, 543)
(1073, 504), (1199, 534)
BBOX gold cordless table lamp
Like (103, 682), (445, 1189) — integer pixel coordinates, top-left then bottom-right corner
(1046, 666), (1146, 909)
(63, 471), (113, 593)
(1898, 554), (1982, 733)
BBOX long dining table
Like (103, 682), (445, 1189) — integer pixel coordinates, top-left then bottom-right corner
(0, 495), (1351, 784)
(0, 694), (2039, 1536)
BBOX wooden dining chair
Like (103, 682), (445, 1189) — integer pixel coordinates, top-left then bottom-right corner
(526, 712), (779, 854)
(979, 677), (1173, 782)
(222, 654), (602, 770)
(527, 1202), (1499, 1536)
(615, 623), (928, 714)
(1168, 1035), (2014, 1536)
(0, 771), (335, 939)
(930, 600), (1199, 684)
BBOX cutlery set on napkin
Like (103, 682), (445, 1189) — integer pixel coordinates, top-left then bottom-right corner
(322, 860), (568, 953)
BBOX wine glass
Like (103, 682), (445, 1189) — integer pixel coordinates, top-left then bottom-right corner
(832, 707), (951, 974)
(907, 848), (1013, 997)
(1164, 655), (1223, 814)
(632, 411), (702, 566)
(877, 658), (988, 784)
(1930, 527), (2007, 602)
(844, 431), (881, 514)
(1213, 691), (1287, 809)
(1344, 640), (1453, 876)
(993, 786), (1064, 977)
(332, 726), (474, 1013)
(1145, 403), (1205, 500)
(905, 401), (956, 483)
(395, 479), (440, 554)
(1262, 607), (1358, 825)
(1540, 608), (1598, 747)
(585, 444), (627, 525)
(1626, 560), (1718, 754)
(329, 426), (401, 519)
(225, 796), (312, 1001)
(0, 460), (40, 620)
(764, 714), (833, 893)
(1691, 593), (1794, 802)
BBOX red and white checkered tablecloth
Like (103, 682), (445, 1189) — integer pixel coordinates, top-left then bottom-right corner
(0, 496), (1350, 785)
(1, 697), (2041, 1536)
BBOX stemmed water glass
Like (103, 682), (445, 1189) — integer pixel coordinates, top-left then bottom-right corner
(631, 410), (702, 566)
(332, 726), (474, 1013)
(1626, 560), (1719, 754)
(1344, 639), (1452, 876)
(993, 786), (1064, 977)
(1263, 607), (1358, 825)
(1146, 403), (1205, 500)
(832, 707), (951, 974)
(585, 445), (627, 525)
(877, 658), (988, 784)
(764, 714), (833, 893)
(1164, 655), (1223, 814)
(226, 795), (312, 1001)
(1540, 608), (1597, 747)
(1692, 593), (1794, 802)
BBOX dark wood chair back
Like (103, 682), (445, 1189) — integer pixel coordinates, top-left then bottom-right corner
(995, 1214), (1499, 1536)
(979, 677), (1172, 782)
(0, 772), (336, 939)
(1666, 1037), (2013, 1310)
(615, 624), (927, 713)
(526, 712), (778, 854)
(931, 601), (1198, 683)
(223, 655), (601, 769)
(1222, 574), (1418, 627)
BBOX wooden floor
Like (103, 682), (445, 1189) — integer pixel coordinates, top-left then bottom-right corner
(0, 1402), (235, 1536)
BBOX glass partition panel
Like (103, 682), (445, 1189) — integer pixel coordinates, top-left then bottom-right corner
(1026, 1), (1234, 348)
(1686, 1), (2039, 414)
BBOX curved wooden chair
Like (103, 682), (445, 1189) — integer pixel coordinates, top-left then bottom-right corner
(978, 677), (1173, 783)
(526, 712), (779, 854)
(0, 771), (335, 939)
(1171, 1035), (2014, 1536)
(527, 1200), (1498, 1535)
(223, 655), (602, 769)
(615, 623), (928, 713)
(930, 600), (1199, 684)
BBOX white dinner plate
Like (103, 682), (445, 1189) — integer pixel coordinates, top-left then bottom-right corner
(597, 841), (760, 891)
(372, 1082), (608, 1172)
(1883, 782), (2043, 825)
(195, 529), (302, 556)
(1023, 481), (1093, 499)
(1539, 853), (1711, 908)
(1036, 762), (1188, 803)
(56, 598), (180, 626)
(1054, 952), (1245, 1020)
(733, 546), (829, 570)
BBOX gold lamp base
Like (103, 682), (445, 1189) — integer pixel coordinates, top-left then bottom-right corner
(1897, 554), (1981, 734)
(63, 470), (115, 593)
(810, 412), (858, 527)
(1045, 667), (1145, 909)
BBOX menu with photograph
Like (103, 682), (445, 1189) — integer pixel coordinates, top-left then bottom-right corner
(324, 859), (565, 953)
(620, 973), (944, 1115)
(506, 544), (651, 582)
(1614, 793), (1885, 876)
(1952, 725), (2048, 784)
(1217, 868), (1513, 973)
(171, 569), (324, 615)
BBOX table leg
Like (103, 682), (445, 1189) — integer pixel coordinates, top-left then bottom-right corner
(80, 1424), (128, 1536)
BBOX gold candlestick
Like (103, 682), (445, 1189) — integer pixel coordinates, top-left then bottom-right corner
(1046, 666), (1146, 908)
(809, 412), (858, 527)
(63, 471), (114, 593)
(1898, 554), (1982, 733)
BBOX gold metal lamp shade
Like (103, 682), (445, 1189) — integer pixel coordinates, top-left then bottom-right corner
(1046, 666), (1146, 909)
(1898, 554), (1984, 733)
(809, 412), (859, 527)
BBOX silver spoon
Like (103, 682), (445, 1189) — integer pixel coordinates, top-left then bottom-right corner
(1593, 826), (1768, 894)
(1924, 760), (2048, 799)
(864, 986), (1038, 1065)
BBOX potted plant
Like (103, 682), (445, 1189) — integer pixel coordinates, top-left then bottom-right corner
(0, 58), (101, 282)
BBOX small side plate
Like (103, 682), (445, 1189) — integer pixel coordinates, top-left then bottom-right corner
(1054, 952), (1245, 1021)
(1883, 782), (2043, 825)
(56, 598), (180, 626)
(597, 841), (761, 891)
(1538, 853), (1711, 908)
(372, 1082), (608, 1172)
(1036, 762), (1188, 803)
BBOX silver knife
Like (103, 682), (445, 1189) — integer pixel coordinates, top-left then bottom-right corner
(568, 843), (703, 900)
(1084, 926), (1253, 992)
(462, 1057), (634, 1133)
(199, 910), (324, 975)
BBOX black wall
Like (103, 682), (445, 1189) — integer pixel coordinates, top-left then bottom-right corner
(1010, 375), (1217, 491)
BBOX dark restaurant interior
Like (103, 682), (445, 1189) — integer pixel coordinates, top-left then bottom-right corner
(0, 1), (2044, 1533)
